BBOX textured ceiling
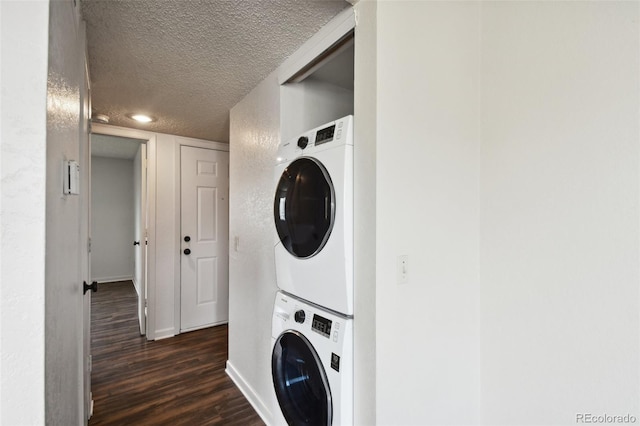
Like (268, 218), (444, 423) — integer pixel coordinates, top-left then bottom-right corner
(81, 0), (350, 143)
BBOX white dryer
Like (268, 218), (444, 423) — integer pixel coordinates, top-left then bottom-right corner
(271, 291), (353, 426)
(273, 115), (354, 316)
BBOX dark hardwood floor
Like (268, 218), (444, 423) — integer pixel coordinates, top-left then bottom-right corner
(89, 281), (264, 426)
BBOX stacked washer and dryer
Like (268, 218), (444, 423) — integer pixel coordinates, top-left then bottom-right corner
(271, 115), (354, 426)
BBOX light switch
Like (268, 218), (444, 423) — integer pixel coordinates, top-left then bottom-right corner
(64, 160), (80, 195)
(398, 255), (409, 284)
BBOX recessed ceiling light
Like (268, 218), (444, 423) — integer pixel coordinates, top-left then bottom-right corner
(93, 114), (110, 124)
(126, 113), (156, 123)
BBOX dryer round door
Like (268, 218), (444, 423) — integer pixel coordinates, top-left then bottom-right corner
(274, 157), (335, 258)
(272, 330), (332, 426)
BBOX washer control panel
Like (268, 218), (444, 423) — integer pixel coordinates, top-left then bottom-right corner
(294, 309), (306, 323)
(272, 291), (350, 348)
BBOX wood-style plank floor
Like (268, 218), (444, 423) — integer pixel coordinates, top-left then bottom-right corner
(89, 281), (264, 426)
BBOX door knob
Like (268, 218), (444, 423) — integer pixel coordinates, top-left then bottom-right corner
(83, 281), (98, 295)
(133, 241), (140, 246)
(184, 248), (191, 255)
(184, 236), (191, 242)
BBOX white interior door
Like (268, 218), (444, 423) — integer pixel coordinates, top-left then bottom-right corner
(133, 144), (147, 335)
(180, 145), (229, 332)
(81, 55), (94, 422)
(82, 136), (93, 422)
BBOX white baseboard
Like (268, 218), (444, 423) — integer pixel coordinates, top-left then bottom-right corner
(132, 277), (140, 295)
(226, 360), (273, 426)
(153, 327), (175, 340)
(94, 276), (134, 284)
(180, 320), (228, 334)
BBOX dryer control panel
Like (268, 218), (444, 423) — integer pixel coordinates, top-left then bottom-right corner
(275, 115), (353, 165)
(315, 124), (335, 146)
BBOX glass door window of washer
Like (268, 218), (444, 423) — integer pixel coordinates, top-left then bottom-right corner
(272, 331), (332, 426)
(274, 158), (335, 258)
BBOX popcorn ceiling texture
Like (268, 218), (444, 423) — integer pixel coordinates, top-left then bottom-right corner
(81, 0), (349, 142)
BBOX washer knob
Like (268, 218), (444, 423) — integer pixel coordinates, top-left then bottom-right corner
(294, 310), (306, 323)
(297, 136), (309, 149)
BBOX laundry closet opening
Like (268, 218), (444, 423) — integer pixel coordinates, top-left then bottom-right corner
(280, 31), (354, 141)
(269, 19), (356, 425)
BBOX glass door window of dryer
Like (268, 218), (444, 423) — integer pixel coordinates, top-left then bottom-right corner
(274, 158), (335, 258)
(272, 331), (332, 426)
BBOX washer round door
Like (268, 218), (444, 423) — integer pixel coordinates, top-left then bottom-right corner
(274, 157), (335, 258)
(272, 330), (332, 426)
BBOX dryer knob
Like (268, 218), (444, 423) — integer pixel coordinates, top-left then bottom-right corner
(297, 136), (309, 149)
(294, 310), (306, 323)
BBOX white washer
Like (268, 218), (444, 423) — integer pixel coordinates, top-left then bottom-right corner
(273, 115), (354, 316)
(271, 291), (353, 426)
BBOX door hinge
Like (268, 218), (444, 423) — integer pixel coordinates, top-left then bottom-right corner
(88, 393), (94, 420)
(88, 354), (92, 372)
(88, 237), (92, 253)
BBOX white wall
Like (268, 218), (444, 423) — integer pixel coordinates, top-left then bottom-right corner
(0, 1), (49, 423)
(155, 133), (178, 338)
(91, 156), (135, 282)
(375, 2), (482, 424)
(479, 3), (640, 424)
(227, 70), (283, 425)
(371, 1), (640, 425)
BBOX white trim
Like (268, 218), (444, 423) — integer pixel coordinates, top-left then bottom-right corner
(174, 135), (229, 152)
(180, 320), (228, 334)
(91, 123), (155, 141)
(94, 276), (134, 284)
(152, 327), (175, 341)
(173, 140), (182, 335)
(226, 361), (273, 426)
(145, 135), (157, 341)
(277, 7), (355, 85)
(78, 19), (93, 425)
(132, 276), (141, 295)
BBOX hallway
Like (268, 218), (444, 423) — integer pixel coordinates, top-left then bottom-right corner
(89, 281), (264, 425)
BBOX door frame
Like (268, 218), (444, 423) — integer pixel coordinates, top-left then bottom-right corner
(79, 21), (93, 421)
(173, 136), (229, 334)
(134, 143), (148, 336)
(90, 123), (158, 340)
